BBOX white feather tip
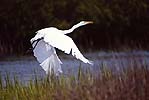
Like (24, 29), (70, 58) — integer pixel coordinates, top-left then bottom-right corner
(88, 60), (94, 66)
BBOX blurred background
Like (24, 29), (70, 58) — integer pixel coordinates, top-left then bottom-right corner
(0, 0), (149, 56)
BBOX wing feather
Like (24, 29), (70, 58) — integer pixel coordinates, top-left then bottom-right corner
(32, 40), (62, 74)
(44, 32), (93, 65)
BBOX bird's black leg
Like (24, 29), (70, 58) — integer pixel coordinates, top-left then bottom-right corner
(32, 37), (44, 50)
(26, 37), (44, 54)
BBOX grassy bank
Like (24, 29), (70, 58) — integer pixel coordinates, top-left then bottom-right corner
(0, 64), (148, 100)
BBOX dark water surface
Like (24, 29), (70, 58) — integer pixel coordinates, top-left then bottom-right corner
(0, 50), (149, 84)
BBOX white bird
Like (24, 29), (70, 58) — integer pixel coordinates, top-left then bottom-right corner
(30, 21), (93, 76)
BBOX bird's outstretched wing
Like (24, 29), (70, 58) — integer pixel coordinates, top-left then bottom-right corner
(44, 32), (93, 65)
(32, 39), (62, 75)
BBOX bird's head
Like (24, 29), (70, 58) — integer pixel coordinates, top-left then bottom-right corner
(78, 21), (93, 26)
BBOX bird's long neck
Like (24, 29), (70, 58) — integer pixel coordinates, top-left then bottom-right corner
(63, 22), (83, 34)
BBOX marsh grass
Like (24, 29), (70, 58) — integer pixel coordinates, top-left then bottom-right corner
(0, 63), (148, 100)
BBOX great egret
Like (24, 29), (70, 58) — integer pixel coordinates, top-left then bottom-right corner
(30, 21), (93, 76)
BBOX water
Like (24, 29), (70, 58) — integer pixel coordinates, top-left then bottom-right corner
(0, 50), (149, 84)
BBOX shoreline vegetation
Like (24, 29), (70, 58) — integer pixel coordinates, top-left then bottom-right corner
(0, 61), (148, 100)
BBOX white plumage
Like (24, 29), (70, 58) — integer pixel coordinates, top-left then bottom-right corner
(30, 21), (93, 75)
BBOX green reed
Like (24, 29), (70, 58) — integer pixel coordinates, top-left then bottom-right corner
(0, 62), (148, 100)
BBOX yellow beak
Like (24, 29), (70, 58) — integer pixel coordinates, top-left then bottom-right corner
(86, 21), (93, 24)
